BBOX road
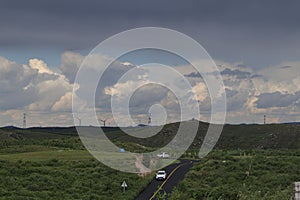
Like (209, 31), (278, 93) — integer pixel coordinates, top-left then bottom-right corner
(135, 159), (195, 200)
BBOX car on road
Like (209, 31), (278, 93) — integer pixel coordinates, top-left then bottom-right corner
(157, 152), (170, 158)
(155, 170), (167, 180)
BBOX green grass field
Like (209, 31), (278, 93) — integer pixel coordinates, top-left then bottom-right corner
(169, 149), (300, 200)
(0, 132), (154, 200)
(0, 123), (299, 199)
(0, 149), (92, 161)
(0, 147), (153, 200)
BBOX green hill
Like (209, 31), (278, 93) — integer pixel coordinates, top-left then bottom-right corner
(1, 121), (299, 150)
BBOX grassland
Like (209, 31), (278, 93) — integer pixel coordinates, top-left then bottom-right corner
(0, 131), (153, 200)
(0, 122), (299, 199)
(169, 149), (300, 200)
(0, 158), (153, 200)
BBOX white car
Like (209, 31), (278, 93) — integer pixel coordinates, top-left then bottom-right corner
(157, 152), (170, 158)
(155, 170), (167, 180)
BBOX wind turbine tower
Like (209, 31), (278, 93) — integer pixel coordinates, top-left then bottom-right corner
(100, 119), (106, 127)
(76, 117), (82, 126)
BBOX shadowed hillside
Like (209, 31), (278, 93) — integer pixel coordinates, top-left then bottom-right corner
(1, 121), (299, 150)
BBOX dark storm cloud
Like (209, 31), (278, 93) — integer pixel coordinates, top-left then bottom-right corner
(221, 68), (251, 79)
(1, 0), (300, 47)
(185, 72), (202, 78)
(281, 66), (292, 69)
(1, 0), (300, 68)
(2, 0), (214, 49)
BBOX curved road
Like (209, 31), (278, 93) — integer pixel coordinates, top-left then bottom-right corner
(135, 159), (196, 200)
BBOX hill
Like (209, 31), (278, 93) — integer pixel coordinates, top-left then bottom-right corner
(0, 121), (299, 150)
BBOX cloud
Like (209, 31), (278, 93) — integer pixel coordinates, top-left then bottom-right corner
(191, 82), (208, 102)
(0, 55), (75, 126)
(89, 57), (300, 124)
(129, 84), (170, 107)
(208, 61), (300, 123)
(220, 68), (251, 79)
(29, 59), (54, 74)
(59, 51), (84, 83)
(28, 75), (72, 111)
(258, 62), (300, 81)
(2, 0), (300, 70)
(281, 66), (292, 69)
(255, 91), (300, 108)
(0, 51), (300, 126)
(0, 57), (37, 110)
(104, 80), (181, 124)
(184, 72), (202, 78)
(52, 92), (73, 112)
(104, 80), (146, 98)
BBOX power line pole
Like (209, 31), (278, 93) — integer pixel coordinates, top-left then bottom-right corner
(148, 113), (151, 126)
(23, 113), (26, 128)
(264, 115), (266, 124)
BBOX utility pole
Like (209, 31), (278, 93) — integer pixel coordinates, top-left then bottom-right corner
(148, 113), (151, 126)
(23, 113), (26, 129)
(264, 115), (266, 124)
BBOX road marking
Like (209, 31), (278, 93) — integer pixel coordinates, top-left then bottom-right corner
(149, 162), (188, 200)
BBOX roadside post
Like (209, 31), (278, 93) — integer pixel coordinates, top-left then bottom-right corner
(121, 181), (127, 193)
(293, 182), (300, 200)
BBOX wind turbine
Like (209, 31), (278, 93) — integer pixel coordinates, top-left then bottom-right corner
(100, 119), (106, 127)
(76, 116), (82, 126)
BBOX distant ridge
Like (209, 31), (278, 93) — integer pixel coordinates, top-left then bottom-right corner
(283, 122), (300, 125)
(0, 121), (299, 149)
(2, 120), (299, 129)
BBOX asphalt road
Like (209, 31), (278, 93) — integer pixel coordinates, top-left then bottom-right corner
(135, 159), (195, 200)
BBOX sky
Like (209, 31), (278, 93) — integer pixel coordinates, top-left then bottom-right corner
(0, 0), (299, 127)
